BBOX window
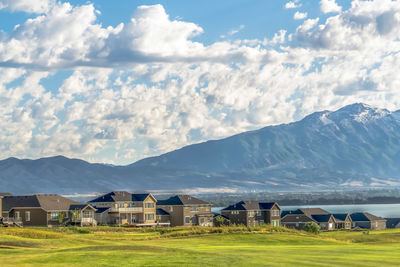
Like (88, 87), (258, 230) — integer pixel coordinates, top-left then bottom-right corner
(83, 210), (92, 218)
(64, 211), (69, 219)
(200, 217), (204, 224)
(256, 211), (262, 216)
(190, 206), (198, 212)
(272, 210), (280, 216)
(145, 213), (154, 221)
(248, 211), (255, 217)
(145, 202), (154, 209)
(25, 211), (30, 222)
(272, 220), (280, 227)
(169, 206), (173, 212)
(50, 212), (59, 221)
(185, 216), (190, 224)
(231, 211), (239, 215)
(15, 211), (20, 219)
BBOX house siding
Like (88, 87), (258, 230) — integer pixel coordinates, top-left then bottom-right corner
(9, 208), (48, 226)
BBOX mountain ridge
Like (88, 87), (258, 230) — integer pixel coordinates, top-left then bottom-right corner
(2, 103), (400, 194)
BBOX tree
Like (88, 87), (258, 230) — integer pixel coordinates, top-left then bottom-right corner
(303, 222), (320, 234)
(215, 216), (225, 226)
(58, 211), (65, 224)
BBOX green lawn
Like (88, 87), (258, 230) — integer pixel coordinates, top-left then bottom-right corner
(1, 226), (400, 266)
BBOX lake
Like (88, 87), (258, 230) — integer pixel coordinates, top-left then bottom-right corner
(212, 203), (400, 218)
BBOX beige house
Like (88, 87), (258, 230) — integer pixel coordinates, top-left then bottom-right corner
(157, 195), (213, 227)
(88, 191), (160, 226)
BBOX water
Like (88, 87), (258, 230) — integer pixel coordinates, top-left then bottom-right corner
(212, 203), (400, 218)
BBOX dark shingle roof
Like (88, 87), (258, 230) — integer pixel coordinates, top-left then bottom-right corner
(95, 207), (110, 214)
(89, 192), (154, 203)
(259, 202), (279, 210)
(299, 208), (330, 217)
(156, 208), (169, 215)
(350, 212), (386, 222)
(222, 201), (279, 211)
(132, 194), (151, 201)
(157, 195), (210, 206)
(281, 213), (314, 223)
(69, 204), (96, 211)
(311, 214), (333, 223)
(281, 209), (303, 217)
(386, 218), (400, 228)
(2, 195), (40, 211)
(3, 194), (79, 211)
(332, 213), (350, 222)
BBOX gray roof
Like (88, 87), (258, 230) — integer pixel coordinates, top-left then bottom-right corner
(69, 204), (96, 211)
(350, 212), (386, 222)
(157, 195), (210, 206)
(299, 208), (330, 217)
(3, 194), (80, 212)
(222, 201), (279, 211)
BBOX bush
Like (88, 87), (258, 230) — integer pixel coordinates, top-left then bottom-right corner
(303, 222), (320, 234)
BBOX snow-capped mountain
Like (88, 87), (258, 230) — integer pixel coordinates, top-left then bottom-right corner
(2, 103), (400, 194)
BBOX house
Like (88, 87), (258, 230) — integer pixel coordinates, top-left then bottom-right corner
(156, 208), (170, 225)
(386, 218), (400, 229)
(1, 194), (94, 227)
(311, 214), (336, 230)
(69, 204), (97, 226)
(280, 213), (314, 230)
(220, 201), (281, 227)
(350, 212), (386, 230)
(332, 214), (352, 230)
(88, 191), (159, 226)
(157, 195), (213, 227)
(281, 208), (351, 230)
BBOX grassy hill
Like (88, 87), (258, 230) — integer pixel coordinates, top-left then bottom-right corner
(1, 226), (400, 266)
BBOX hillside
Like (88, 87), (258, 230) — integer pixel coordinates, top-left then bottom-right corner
(2, 103), (400, 194)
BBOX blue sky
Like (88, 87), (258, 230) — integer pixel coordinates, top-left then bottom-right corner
(0, 0), (399, 164)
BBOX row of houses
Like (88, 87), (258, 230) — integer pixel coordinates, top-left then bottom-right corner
(0, 192), (393, 230)
(219, 201), (388, 230)
(0, 192), (213, 227)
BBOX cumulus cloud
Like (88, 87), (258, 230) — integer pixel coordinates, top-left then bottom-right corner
(0, 0), (52, 14)
(1, 1), (400, 164)
(320, 0), (342, 14)
(294, 11), (308, 20)
(285, 0), (301, 9)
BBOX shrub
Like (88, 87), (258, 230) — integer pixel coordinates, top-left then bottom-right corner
(303, 222), (320, 234)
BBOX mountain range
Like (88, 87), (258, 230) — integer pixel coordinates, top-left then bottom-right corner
(2, 103), (400, 195)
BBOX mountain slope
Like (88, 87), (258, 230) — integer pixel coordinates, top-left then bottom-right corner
(2, 103), (400, 194)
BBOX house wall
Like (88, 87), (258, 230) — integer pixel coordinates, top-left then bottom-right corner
(221, 210), (248, 226)
(9, 208), (48, 226)
(142, 198), (156, 224)
(371, 220), (386, 230)
(281, 214), (314, 230)
(157, 214), (170, 223)
(264, 206), (281, 226)
(183, 204), (213, 226)
(353, 221), (371, 229)
(158, 205), (184, 226)
(0, 197), (2, 218)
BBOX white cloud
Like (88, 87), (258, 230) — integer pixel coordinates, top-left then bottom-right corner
(0, 0), (52, 14)
(294, 11), (308, 20)
(320, 0), (342, 14)
(1, 1), (400, 164)
(285, 0), (301, 9)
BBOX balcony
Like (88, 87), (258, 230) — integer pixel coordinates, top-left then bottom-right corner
(109, 207), (143, 213)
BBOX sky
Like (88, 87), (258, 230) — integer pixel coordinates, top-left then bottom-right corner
(0, 0), (400, 165)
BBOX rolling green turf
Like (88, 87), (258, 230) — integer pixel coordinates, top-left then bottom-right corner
(1, 226), (400, 266)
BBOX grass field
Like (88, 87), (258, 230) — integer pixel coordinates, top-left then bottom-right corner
(1, 225), (400, 266)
